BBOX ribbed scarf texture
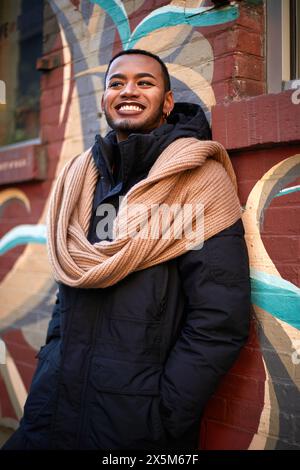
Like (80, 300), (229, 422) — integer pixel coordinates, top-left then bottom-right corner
(47, 137), (242, 288)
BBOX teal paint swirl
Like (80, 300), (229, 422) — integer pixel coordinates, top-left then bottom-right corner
(89, 1), (239, 50)
(0, 225), (47, 255)
(90, 0), (131, 46)
(251, 268), (300, 330)
(126, 5), (239, 50)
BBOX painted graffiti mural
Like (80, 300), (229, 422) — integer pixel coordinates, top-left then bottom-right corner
(0, 0), (299, 449)
(242, 155), (300, 449)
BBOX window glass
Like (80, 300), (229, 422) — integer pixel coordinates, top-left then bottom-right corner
(0, 0), (43, 146)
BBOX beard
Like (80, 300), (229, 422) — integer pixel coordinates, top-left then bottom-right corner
(104, 100), (165, 136)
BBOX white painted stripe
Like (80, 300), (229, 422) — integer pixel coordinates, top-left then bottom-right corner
(0, 350), (27, 420)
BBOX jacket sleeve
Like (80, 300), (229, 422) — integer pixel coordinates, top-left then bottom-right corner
(45, 287), (61, 345)
(159, 218), (251, 440)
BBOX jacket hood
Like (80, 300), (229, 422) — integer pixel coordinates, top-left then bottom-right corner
(92, 102), (211, 189)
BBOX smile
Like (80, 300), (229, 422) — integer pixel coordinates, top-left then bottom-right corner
(115, 103), (145, 115)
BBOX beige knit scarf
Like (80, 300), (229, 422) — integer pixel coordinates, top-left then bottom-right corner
(47, 137), (242, 288)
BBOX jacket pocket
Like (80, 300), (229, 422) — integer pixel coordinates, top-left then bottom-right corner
(98, 315), (162, 364)
(106, 263), (169, 323)
(88, 356), (168, 448)
(23, 339), (61, 425)
(90, 356), (162, 395)
(207, 234), (250, 285)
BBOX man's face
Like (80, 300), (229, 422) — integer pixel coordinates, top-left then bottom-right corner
(101, 54), (174, 142)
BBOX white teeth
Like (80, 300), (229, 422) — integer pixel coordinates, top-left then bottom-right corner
(119, 105), (143, 111)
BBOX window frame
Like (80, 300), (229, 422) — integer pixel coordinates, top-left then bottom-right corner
(267, 0), (300, 93)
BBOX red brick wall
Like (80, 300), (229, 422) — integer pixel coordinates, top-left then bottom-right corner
(1, 0), (299, 450)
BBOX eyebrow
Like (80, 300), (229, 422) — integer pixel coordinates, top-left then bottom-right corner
(107, 72), (157, 81)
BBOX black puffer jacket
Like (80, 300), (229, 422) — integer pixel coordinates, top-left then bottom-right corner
(2, 103), (251, 450)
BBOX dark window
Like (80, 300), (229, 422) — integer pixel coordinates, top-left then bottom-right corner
(290, 0), (300, 80)
(0, 0), (43, 146)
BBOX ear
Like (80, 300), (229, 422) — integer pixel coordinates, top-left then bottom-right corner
(163, 90), (174, 115)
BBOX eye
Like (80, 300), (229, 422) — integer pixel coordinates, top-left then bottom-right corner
(108, 81), (123, 88)
(138, 80), (154, 87)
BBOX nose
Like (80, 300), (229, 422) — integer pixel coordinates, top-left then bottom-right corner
(120, 80), (140, 97)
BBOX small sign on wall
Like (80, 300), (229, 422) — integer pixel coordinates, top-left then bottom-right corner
(0, 143), (47, 185)
(0, 79), (5, 104)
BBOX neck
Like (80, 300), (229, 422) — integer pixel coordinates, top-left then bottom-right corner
(115, 117), (167, 143)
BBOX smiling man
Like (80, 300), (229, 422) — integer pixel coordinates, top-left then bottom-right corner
(102, 52), (173, 142)
(2, 50), (251, 451)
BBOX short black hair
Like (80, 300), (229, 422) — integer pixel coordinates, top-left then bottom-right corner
(104, 49), (171, 92)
